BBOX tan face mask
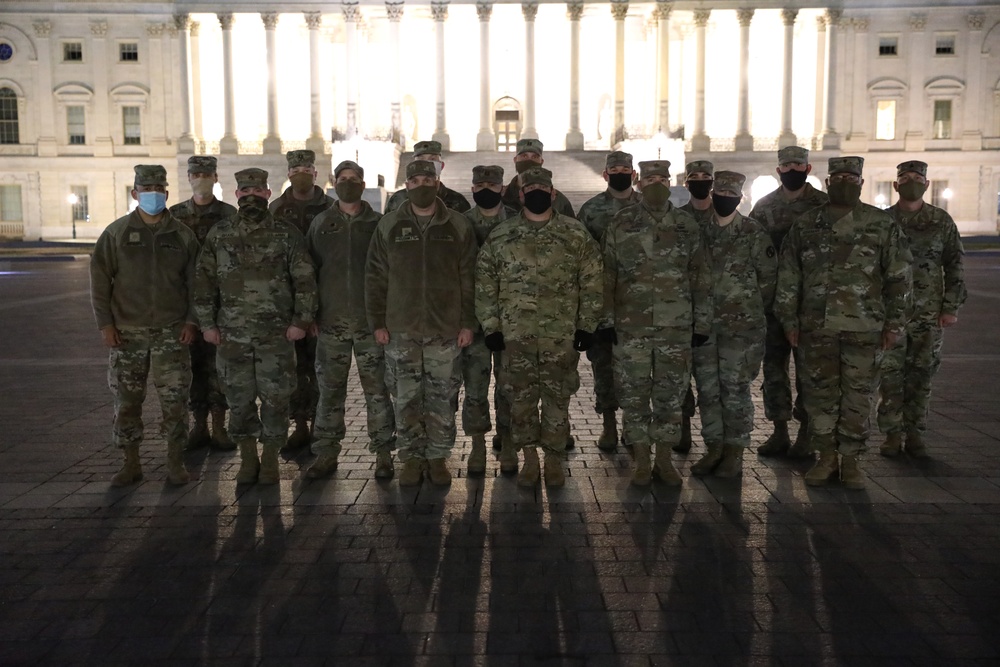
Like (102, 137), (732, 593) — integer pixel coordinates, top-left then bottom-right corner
(191, 177), (215, 198)
(290, 172), (314, 193)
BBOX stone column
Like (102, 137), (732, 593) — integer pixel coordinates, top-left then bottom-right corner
(476, 2), (495, 150)
(431, 2), (450, 149)
(611, 0), (628, 145)
(32, 21), (57, 156)
(962, 12), (985, 150)
(565, 1), (584, 149)
(305, 12), (325, 153)
(654, 1), (672, 134)
(522, 2), (539, 140)
(386, 3), (404, 145)
(343, 3), (360, 140)
(261, 13), (282, 153)
(779, 8), (798, 147)
(190, 21), (204, 143)
(148, 23), (170, 148)
(848, 17), (869, 143)
(218, 13), (238, 154)
(90, 21), (113, 156)
(691, 8), (710, 152)
(904, 14), (925, 151)
(175, 14), (196, 152)
(735, 7), (754, 151)
(813, 14), (826, 142)
(821, 9), (841, 148)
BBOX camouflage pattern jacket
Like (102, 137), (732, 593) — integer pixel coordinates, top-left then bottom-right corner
(476, 211), (602, 341)
(501, 176), (576, 218)
(307, 201), (382, 336)
(465, 204), (518, 247)
(578, 189), (643, 245)
(168, 197), (237, 244)
(748, 182), (829, 253)
(678, 201), (715, 227)
(775, 203), (910, 335)
(384, 183), (471, 214)
(91, 210), (201, 330)
(603, 202), (713, 336)
(268, 185), (335, 235)
(887, 201), (966, 325)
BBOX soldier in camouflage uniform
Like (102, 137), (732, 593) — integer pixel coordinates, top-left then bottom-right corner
(602, 160), (712, 486)
(688, 171), (777, 479)
(91, 164), (201, 487)
(195, 168), (317, 485)
(268, 149), (335, 450)
(384, 140), (472, 213)
(305, 160), (397, 480)
(775, 156), (910, 490)
(877, 160), (966, 458)
(749, 146), (829, 458)
(500, 139), (576, 218)
(366, 160), (478, 487)
(462, 165), (517, 475)
(168, 155), (237, 451)
(477, 166), (603, 488)
(577, 151), (643, 452)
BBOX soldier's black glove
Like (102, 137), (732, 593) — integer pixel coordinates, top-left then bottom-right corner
(691, 332), (710, 348)
(485, 332), (506, 352)
(595, 327), (618, 346)
(573, 329), (594, 352)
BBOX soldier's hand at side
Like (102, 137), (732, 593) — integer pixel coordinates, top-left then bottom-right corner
(308, 322), (319, 337)
(939, 313), (958, 328)
(100, 325), (122, 348)
(457, 328), (474, 348)
(785, 329), (799, 348)
(179, 323), (198, 346)
(573, 329), (594, 352)
(286, 325), (307, 341)
(375, 328), (390, 345)
(881, 329), (899, 351)
(485, 332), (505, 352)
(203, 328), (221, 345)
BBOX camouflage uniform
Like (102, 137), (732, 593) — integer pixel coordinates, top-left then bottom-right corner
(500, 138), (576, 218)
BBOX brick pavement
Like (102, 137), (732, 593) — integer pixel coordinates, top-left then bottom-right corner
(1, 256), (999, 665)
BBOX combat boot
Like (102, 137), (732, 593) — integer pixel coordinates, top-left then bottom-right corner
(757, 421), (790, 456)
(673, 416), (693, 453)
(166, 440), (190, 486)
(804, 450), (839, 487)
(565, 432), (575, 450)
(652, 445), (682, 486)
(306, 454), (339, 479)
(257, 443), (281, 485)
(235, 439), (260, 485)
(284, 417), (311, 451)
(630, 443), (652, 487)
(879, 432), (903, 457)
(111, 446), (143, 487)
(690, 442), (724, 476)
(492, 433), (503, 451)
(428, 458), (452, 486)
(597, 411), (618, 451)
(186, 412), (211, 450)
(467, 435), (487, 475)
(210, 407), (235, 450)
(905, 430), (929, 459)
(714, 444), (745, 479)
(374, 450), (395, 479)
(543, 453), (565, 487)
(518, 447), (541, 487)
(498, 439), (519, 474)
(840, 454), (866, 490)
(786, 420), (813, 459)
(398, 458), (424, 486)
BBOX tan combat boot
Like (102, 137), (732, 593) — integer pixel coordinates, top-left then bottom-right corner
(398, 458), (424, 486)
(691, 442), (724, 476)
(210, 407), (235, 450)
(427, 458), (452, 486)
(258, 443), (281, 485)
(879, 432), (903, 457)
(714, 444), (744, 478)
(757, 421), (790, 456)
(186, 412), (211, 450)
(652, 445), (682, 486)
(374, 450), (395, 479)
(840, 454), (866, 490)
(498, 437), (519, 474)
(111, 445), (143, 487)
(235, 439), (260, 485)
(543, 453), (565, 487)
(804, 450), (839, 487)
(630, 443), (652, 487)
(672, 415), (693, 453)
(306, 454), (339, 479)
(597, 411), (618, 451)
(905, 430), (929, 459)
(284, 417), (311, 451)
(467, 435), (487, 475)
(166, 440), (190, 486)
(518, 447), (541, 487)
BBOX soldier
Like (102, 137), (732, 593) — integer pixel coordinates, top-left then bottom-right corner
(269, 149), (335, 450)
(90, 164), (201, 487)
(749, 146), (829, 458)
(476, 166), (602, 488)
(689, 171), (777, 478)
(384, 140), (472, 214)
(602, 160), (712, 486)
(877, 160), (966, 458)
(305, 160), (396, 480)
(168, 155), (237, 451)
(500, 139), (576, 218)
(775, 156), (910, 490)
(577, 151), (643, 452)
(462, 165), (517, 474)
(195, 168), (317, 485)
(366, 160), (478, 487)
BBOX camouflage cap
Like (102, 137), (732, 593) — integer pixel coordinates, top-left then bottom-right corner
(520, 166), (553, 189)
(777, 146), (809, 166)
(685, 160), (714, 177)
(639, 160), (671, 179)
(413, 140), (443, 157)
(829, 155), (864, 176)
(472, 164), (504, 185)
(896, 160), (928, 178)
(235, 168), (269, 190)
(187, 155), (218, 173)
(516, 138), (544, 156)
(406, 160), (438, 180)
(334, 160), (364, 180)
(605, 151), (633, 170)
(285, 149), (316, 168)
(713, 170), (747, 197)
(134, 164), (168, 187)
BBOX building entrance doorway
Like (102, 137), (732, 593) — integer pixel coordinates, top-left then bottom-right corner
(493, 97), (522, 152)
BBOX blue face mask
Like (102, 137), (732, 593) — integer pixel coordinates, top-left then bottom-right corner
(137, 191), (166, 215)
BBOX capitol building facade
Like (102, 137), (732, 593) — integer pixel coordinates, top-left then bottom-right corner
(0, 0), (998, 239)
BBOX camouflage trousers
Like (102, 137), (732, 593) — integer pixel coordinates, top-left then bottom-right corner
(877, 323), (944, 435)
(692, 332), (765, 448)
(460, 331), (511, 437)
(289, 336), (318, 421)
(762, 313), (806, 423)
(613, 329), (692, 450)
(586, 338), (619, 414)
(217, 333), (295, 445)
(108, 326), (191, 450)
(499, 337), (578, 458)
(312, 329), (396, 458)
(798, 329), (882, 456)
(188, 333), (227, 418)
(384, 335), (461, 462)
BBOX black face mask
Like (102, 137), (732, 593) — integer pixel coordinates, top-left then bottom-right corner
(473, 188), (503, 209)
(607, 173), (632, 192)
(780, 169), (809, 191)
(522, 189), (553, 215)
(687, 180), (713, 200)
(238, 195), (269, 222)
(712, 194), (741, 217)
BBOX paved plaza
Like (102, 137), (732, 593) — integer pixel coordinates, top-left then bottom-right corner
(1, 254), (999, 665)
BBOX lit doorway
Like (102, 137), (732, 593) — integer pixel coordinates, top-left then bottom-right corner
(493, 97), (522, 152)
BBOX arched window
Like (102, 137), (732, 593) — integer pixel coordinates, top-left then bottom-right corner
(0, 88), (18, 144)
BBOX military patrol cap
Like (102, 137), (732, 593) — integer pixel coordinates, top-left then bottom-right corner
(685, 160), (714, 177)
(285, 149), (316, 168)
(334, 160), (364, 180)
(713, 170), (747, 197)
(472, 165), (505, 185)
(777, 146), (809, 166)
(639, 160), (671, 179)
(235, 168), (269, 190)
(406, 160), (437, 180)
(520, 166), (553, 188)
(897, 160), (928, 178)
(187, 155), (218, 174)
(605, 151), (633, 170)
(133, 164), (168, 187)
(516, 138), (544, 156)
(829, 155), (864, 176)
(413, 140), (443, 157)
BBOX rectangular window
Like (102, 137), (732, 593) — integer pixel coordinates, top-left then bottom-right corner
(878, 36), (898, 56)
(119, 42), (139, 62)
(933, 100), (952, 139)
(122, 106), (141, 145)
(67, 105), (86, 144)
(935, 35), (955, 55)
(874, 181), (894, 210)
(875, 100), (896, 141)
(931, 181), (951, 211)
(70, 185), (89, 222)
(63, 42), (83, 62)
(0, 184), (23, 222)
